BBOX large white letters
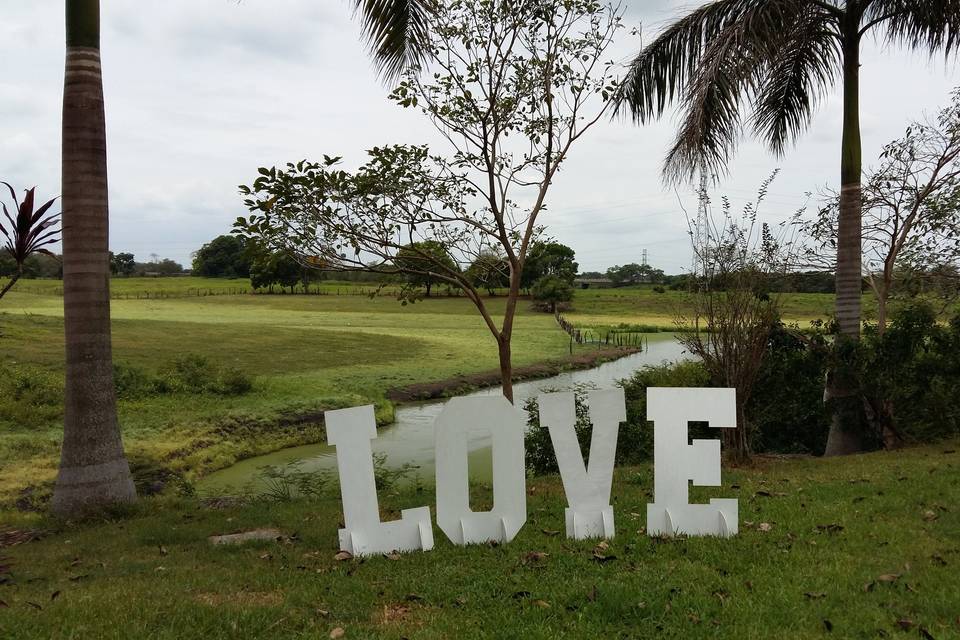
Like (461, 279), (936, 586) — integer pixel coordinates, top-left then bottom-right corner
(434, 396), (527, 545)
(538, 388), (625, 539)
(326, 405), (434, 556)
(646, 387), (738, 537)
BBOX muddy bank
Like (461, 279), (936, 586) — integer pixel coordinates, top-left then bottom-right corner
(386, 347), (640, 402)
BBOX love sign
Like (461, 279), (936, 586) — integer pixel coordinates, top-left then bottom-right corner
(326, 387), (738, 556)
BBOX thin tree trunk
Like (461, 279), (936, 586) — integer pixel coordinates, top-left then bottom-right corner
(53, 0), (136, 516)
(824, 27), (865, 457)
(0, 270), (21, 300)
(498, 335), (514, 404)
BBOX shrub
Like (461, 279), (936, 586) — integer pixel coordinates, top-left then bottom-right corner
(0, 364), (62, 428)
(748, 324), (830, 455)
(860, 303), (960, 444)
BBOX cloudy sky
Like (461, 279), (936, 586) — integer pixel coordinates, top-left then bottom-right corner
(2, 1), (959, 274)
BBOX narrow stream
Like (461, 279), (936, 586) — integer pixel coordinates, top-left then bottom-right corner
(199, 333), (689, 493)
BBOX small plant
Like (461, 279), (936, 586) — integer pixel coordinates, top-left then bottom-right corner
(0, 183), (60, 300)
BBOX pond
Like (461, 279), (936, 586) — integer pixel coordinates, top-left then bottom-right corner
(199, 333), (690, 494)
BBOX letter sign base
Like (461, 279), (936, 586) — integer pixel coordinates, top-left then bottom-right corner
(339, 507), (434, 556)
(646, 500), (738, 538)
(566, 506), (615, 540)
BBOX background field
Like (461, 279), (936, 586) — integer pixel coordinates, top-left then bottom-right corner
(0, 278), (845, 505)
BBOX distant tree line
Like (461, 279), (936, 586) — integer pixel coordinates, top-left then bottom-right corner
(109, 252), (185, 277)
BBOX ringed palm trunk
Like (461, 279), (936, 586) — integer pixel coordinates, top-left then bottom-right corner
(824, 27), (865, 457)
(52, 0), (136, 516)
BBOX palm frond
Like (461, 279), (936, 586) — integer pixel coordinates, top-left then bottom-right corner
(750, 8), (839, 156)
(616, 0), (753, 123)
(866, 0), (960, 55)
(352, 0), (436, 82)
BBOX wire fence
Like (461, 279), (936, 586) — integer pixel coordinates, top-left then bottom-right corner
(555, 311), (648, 353)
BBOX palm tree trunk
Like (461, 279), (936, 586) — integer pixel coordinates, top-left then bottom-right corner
(52, 0), (136, 516)
(824, 26), (865, 457)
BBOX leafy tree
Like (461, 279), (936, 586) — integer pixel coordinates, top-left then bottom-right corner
(250, 252), (303, 292)
(531, 275), (574, 313)
(238, 0), (623, 402)
(0, 183), (60, 300)
(615, 0), (960, 456)
(465, 252), (511, 296)
(192, 235), (250, 278)
(54, 0), (137, 516)
(606, 263), (665, 286)
(109, 251), (135, 276)
(395, 240), (458, 297)
(521, 242), (578, 289)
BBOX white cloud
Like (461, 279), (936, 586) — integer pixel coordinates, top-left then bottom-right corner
(1, 1), (958, 273)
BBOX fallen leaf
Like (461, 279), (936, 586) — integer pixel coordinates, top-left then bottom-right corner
(522, 551), (549, 565)
(404, 593), (424, 602)
(758, 523), (773, 533)
(159, 546), (168, 556)
(540, 529), (560, 537)
(587, 585), (598, 602)
(919, 626), (936, 640)
(0, 599), (6, 608)
(26, 601), (42, 611)
(922, 510), (939, 522)
(334, 551), (353, 562)
(895, 618), (914, 631)
(383, 552), (401, 561)
(876, 573), (900, 583)
(932, 554), (948, 566)
(863, 581), (876, 593)
(259, 553), (273, 561)
(804, 592), (826, 600)
(816, 523), (844, 534)
(68, 574), (89, 582)
(822, 619), (833, 632)
(592, 551), (616, 563)
(316, 609), (329, 618)
(533, 599), (551, 609)
(329, 627), (345, 639)
(512, 591), (531, 600)
(50, 591), (60, 602)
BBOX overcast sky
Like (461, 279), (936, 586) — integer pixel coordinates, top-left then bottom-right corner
(2, 1), (959, 274)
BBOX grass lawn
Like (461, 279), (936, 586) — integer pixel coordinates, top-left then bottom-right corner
(1, 442), (958, 639)
(0, 279), (591, 505)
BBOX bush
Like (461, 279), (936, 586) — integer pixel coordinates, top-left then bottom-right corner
(0, 364), (62, 428)
(860, 303), (960, 444)
(115, 356), (254, 399)
(748, 324), (830, 455)
(523, 384), (594, 476)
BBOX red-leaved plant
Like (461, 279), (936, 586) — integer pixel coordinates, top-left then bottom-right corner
(0, 182), (60, 299)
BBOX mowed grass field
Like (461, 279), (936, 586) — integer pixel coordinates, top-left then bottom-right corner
(0, 278), (844, 505)
(1, 443), (958, 639)
(0, 279), (580, 504)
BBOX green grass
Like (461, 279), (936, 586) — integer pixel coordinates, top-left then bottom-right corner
(563, 285), (867, 333)
(0, 280), (588, 503)
(2, 442), (958, 639)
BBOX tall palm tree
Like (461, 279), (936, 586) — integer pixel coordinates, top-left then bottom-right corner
(616, 0), (960, 456)
(52, 0), (436, 515)
(53, 0), (137, 516)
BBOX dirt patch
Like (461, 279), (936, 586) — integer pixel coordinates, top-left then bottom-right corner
(195, 590), (284, 607)
(386, 347), (639, 402)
